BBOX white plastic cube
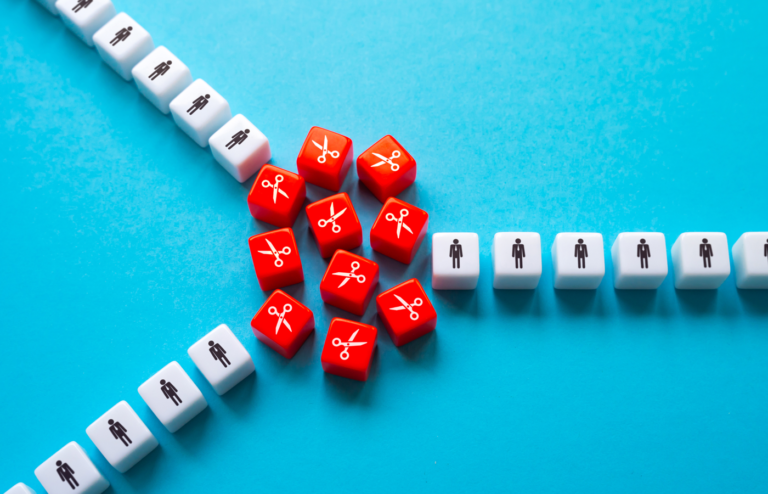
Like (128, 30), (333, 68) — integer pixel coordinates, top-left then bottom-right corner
(732, 232), (768, 289)
(611, 232), (668, 289)
(85, 401), (158, 473)
(5, 484), (36, 494)
(671, 232), (730, 289)
(92, 13), (154, 81)
(138, 361), (207, 433)
(432, 233), (480, 290)
(552, 232), (605, 289)
(35, 0), (59, 15)
(34, 442), (109, 494)
(492, 232), (542, 289)
(188, 324), (255, 395)
(131, 46), (192, 114)
(209, 115), (271, 182)
(56, 0), (116, 47)
(169, 79), (232, 147)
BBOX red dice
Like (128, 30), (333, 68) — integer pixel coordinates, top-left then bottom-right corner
(248, 228), (304, 291)
(356, 135), (417, 202)
(320, 250), (379, 316)
(296, 127), (354, 191)
(247, 165), (306, 228)
(370, 198), (429, 264)
(305, 193), (363, 258)
(251, 289), (315, 358)
(377, 278), (436, 346)
(321, 318), (377, 381)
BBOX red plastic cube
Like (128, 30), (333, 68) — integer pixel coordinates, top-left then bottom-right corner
(320, 250), (379, 316)
(247, 165), (306, 228)
(305, 193), (363, 258)
(376, 278), (436, 346)
(321, 318), (377, 381)
(251, 289), (315, 358)
(370, 197), (428, 264)
(248, 228), (304, 291)
(356, 135), (417, 202)
(296, 126), (354, 191)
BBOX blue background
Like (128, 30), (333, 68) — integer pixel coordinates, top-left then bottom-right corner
(2, 0), (767, 492)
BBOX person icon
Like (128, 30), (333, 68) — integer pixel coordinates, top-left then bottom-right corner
(108, 419), (131, 447)
(449, 239), (463, 269)
(72, 0), (93, 13)
(700, 238), (713, 268)
(226, 129), (250, 150)
(148, 60), (172, 81)
(208, 340), (230, 368)
(110, 26), (133, 46)
(160, 379), (182, 406)
(186, 94), (210, 115)
(512, 238), (525, 269)
(764, 239), (768, 263)
(574, 238), (588, 269)
(56, 460), (78, 490)
(637, 238), (651, 269)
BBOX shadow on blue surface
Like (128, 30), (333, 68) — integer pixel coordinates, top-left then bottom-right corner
(122, 445), (163, 490)
(737, 289), (768, 316)
(675, 289), (718, 316)
(553, 288), (598, 316)
(614, 288), (658, 315)
(219, 372), (257, 417)
(322, 346), (379, 404)
(492, 288), (537, 315)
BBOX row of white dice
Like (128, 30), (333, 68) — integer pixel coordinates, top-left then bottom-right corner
(431, 232), (768, 291)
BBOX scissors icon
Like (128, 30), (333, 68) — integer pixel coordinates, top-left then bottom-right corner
(257, 239), (292, 267)
(312, 135), (340, 164)
(332, 329), (367, 360)
(261, 174), (289, 204)
(268, 303), (292, 334)
(371, 150), (401, 172)
(332, 261), (366, 288)
(389, 294), (423, 321)
(317, 202), (347, 233)
(385, 208), (413, 239)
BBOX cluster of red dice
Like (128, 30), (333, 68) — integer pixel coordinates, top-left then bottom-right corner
(246, 127), (437, 381)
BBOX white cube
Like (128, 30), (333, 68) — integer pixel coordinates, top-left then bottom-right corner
(188, 324), (255, 395)
(55, 0), (116, 47)
(732, 232), (768, 289)
(138, 361), (207, 433)
(209, 115), (271, 182)
(35, 0), (59, 15)
(492, 232), (541, 289)
(5, 484), (36, 494)
(131, 46), (192, 114)
(432, 233), (480, 290)
(85, 401), (158, 473)
(92, 13), (154, 81)
(552, 232), (605, 289)
(34, 442), (109, 494)
(671, 232), (730, 289)
(169, 79), (232, 147)
(611, 232), (668, 289)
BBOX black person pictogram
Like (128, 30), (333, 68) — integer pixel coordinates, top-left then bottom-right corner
(764, 239), (768, 263)
(110, 26), (133, 46)
(512, 238), (525, 269)
(209, 341), (230, 368)
(108, 419), (131, 447)
(700, 238), (713, 268)
(148, 60), (172, 81)
(160, 379), (182, 406)
(637, 238), (651, 269)
(187, 94), (210, 115)
(56, 460), (78, 490)
(72, 0), (92, 13)
(449, 239), (463, 269)
(226, 129), (250, 150)
(574, 239), (588, 269)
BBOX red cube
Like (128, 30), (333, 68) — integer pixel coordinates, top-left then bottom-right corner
(296, 126), (354, 191)
(356, 135), (417, 202)
(320, 250), (379, 316)
(305, 193), (363, 258)
(376, 278), (436, 346)
(251, 289), (315, 358)
(321, 318), (377, 381)
(248, 228), (304, 291)
(247, 165), (306, 228)
(370, 197), (428, 264)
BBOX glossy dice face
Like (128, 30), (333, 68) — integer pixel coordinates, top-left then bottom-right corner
(370, 198), (429, 264)
(376, 278), (436, 347)
(209, 114), (271, 183)
(321, 318), (377, 382)
(248, 228), (304, 291)
(305, 193), (363, 258)
(251, 290), (315, 359)
(248, 165), (306, 228)
(296, 127), (354, 191)
(320, 250), (379, 316)
(356, 135), (417, 202)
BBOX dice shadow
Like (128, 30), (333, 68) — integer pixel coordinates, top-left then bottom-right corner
(322, 346), (379, 404)
(216, 371), (258, 417)
(172, 406), (214, 451)
(122, 445), (164, 490)
(614, 288), (658, 315)
(736, 288), (768, 316)
(675, 289), (718, 316)
(396, 330), (438, 362)
(432, 289), (479, 316)
(492, 288), (538, 316)
(552, 288), (598, 315)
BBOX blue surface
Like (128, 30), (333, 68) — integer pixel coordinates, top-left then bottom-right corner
(2, 0), (768, 492)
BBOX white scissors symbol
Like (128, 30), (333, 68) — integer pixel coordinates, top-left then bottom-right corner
(257, 239), (292, 267)
(371, 150), (401, 172)
(389, 294), (423, 321)
(332, 329), (367, 360)
(317, 202), (347, 233)
(385, 208), (413, 239)
(312, 135), (340, 164)
(332, 261), (366, 288)
(261, 174), (289, 204)
(268, 303), (292, 334)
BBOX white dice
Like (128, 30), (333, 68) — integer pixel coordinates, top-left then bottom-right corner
(732, 232), (768, 289)
(132, 46), (192, 114)
(92, 13), (154, 81)
(138, 361), (207, 433)
(492, 232), (542, 289)
(35, 0), (59, 15)
(5, 484), (36, 494)
(55, 0), (116, 47)
(611, 232), (668, 289)
(188, 324), (255, 395)
(85, 401), (158, 473)
(671, 232), (730, 289)
(169, 79), (232, 147)
(552, 233), (605, 289)
(34, 442), (109, 494)
(209, 115), (271, 182)
(432, 233), (480, 290)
